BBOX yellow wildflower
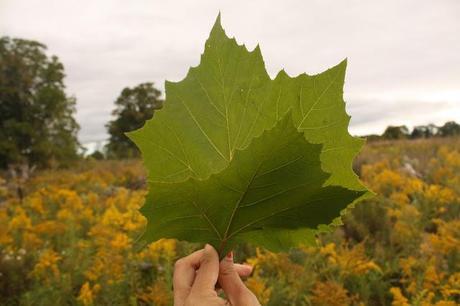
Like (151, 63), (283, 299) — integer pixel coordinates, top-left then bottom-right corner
(311, 281), (352, 306)
(34, 220), (66, 236)
(31, 249), (62, 281)
(9, 207), (32, 230)
(77, 282), (94, 306)
(423, 263), (443, 291)
(441, 272), (460, 297)
(110, 232), (131, 250)
(0, 209), (13, 245)
(137, 282), (172, 306)
(140, 239), (177, 263)
(27, 193), (46, 215)
(22, 232), (43, 249)
(434, 302), (457, 306)
(246, 275), (272, 305)
(390, 287), (410, 306)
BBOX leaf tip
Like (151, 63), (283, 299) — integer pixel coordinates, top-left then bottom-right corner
(338, 58), (348, 72)
(125, 129), (137, 142)
(212, 12), (223, 32)
(276, 69), (289, 79)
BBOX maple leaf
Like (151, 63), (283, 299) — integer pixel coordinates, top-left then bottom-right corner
(128, 14), (370, 254)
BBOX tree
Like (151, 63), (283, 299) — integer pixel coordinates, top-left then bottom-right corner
(438, 121), (460, 137)
(88, 150), (104, 160)
(382, 125), (409, 140)
(410, 124), (438, 139)
(105, 83), (163, 158)
(0, 37), (80, 168)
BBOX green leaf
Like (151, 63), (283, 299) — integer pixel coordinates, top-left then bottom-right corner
(129, 15), (270, 183)
(140, 116), (364, 254)
(128, 14), (371, 253)
(129, 16), (366, 192)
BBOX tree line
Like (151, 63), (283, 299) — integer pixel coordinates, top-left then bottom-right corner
(366, 122), (460, 142)
(1, 36), (458, 168)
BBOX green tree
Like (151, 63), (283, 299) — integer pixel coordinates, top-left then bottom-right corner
(382, 125), (409, 140)
(438, 121), (460, 137)
(105, 83), (163, 158)
(410, 124), (438, 139)
(0, 37), (80, 168)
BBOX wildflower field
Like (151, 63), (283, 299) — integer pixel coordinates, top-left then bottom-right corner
(1, 137), (459, 306)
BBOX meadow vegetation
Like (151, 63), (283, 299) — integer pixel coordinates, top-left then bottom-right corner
(1, 137), (459, 305)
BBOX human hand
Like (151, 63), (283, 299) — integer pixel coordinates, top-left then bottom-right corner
(173, 244), (261, 306)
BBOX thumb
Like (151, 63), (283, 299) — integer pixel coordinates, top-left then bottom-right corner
(191, 244), (219, 292)
(219, 252), (259, 306)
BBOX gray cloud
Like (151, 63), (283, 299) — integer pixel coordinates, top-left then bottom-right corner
(1, 0), (459, 144)
(347, 98), (460, 135)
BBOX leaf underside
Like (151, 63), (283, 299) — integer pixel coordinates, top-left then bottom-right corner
(128, 14), (371, 254)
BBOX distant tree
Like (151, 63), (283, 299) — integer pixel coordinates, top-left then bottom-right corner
(410, 124), (438, 139)
(438, 121), (460, 137)
(105, 83), (163, 158)
(0, 37), (80, 168)
(88, 150), (104, 160)
(382, 125), (409, 140)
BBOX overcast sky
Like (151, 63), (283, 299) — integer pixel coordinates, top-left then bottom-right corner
(2, 0), (459, 144)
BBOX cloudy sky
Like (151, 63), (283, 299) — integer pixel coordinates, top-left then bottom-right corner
(2, 0), (459, 145)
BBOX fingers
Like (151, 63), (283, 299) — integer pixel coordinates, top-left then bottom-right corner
(218, 252), (246, 299)
(234, 263), (253, 278)
(173, 245), (258, 306)
(215, 263), (252, 290)
(218, 252), (260, 306)
(173, 248), (204, 305)
(190, 244), (220, 293)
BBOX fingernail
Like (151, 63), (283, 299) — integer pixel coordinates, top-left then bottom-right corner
(204, 244), (212, 253)
(226, 251), (233, 260)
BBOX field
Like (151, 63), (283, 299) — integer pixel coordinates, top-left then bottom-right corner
(1, 138), (460, 306)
